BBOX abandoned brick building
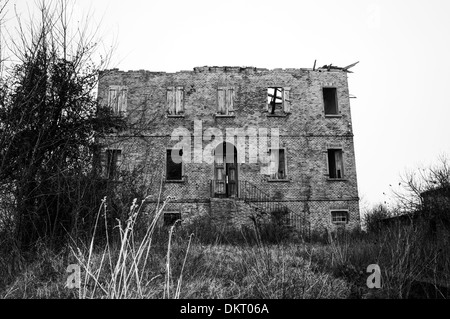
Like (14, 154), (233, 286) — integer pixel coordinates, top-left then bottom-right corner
(97, 65), (361, 236)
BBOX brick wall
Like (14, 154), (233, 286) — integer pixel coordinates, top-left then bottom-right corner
(98, 66), (361, 234)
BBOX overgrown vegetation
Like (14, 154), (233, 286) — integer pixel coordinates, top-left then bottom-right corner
(1, 198), (352, 299)
(302, 224), (450, 299)
(1, 195), (449, 299)
(0, 0), (124, 252)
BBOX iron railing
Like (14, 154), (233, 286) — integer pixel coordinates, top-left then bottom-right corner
(210, 180), (306, 228)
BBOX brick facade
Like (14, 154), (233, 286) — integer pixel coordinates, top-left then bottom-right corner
(97, 66), (361, 235)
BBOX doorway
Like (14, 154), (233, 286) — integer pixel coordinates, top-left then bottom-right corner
(213, 142), (238, 198)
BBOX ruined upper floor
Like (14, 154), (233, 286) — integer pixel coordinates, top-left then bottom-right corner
(97, 65), (358, 137)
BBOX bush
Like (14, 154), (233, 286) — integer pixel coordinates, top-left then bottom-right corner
(364, 204), (392, 234)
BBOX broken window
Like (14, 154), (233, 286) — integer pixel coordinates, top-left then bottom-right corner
(328, 149), (344, 179)
(104, 149), (122, 179)
(167, 87), (185, 115)
(269, 148), (287, 180)
(108, 86), (128, 115)
(164, 212), (182, 227)
(323, 88), (338, 115)
(331, 211), (349, 225)
(217, 87), (235, 115)
(267, 87), (291, 115)
(166, 149), (183, 181)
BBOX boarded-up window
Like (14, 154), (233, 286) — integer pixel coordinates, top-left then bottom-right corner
(166, 149), (183, 181)
(217, 87), (235, 115)
(167, 87), (185, 115)
(328, 149), (344, 179)
(331, 211), (349, 224)
(269, 148), (287, 180)
(267, 87), (291, 114)
(108, 86), (128, 115)
(104, 149), (122, 179)
(323, 88), (338, 115)
(283, 87), (291, 113)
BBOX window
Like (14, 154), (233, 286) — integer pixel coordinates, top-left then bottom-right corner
(328, 149), (344, 179)
(104, 149), (122, 179)
(164, 212), (182, 227)
(108, 86), (128, 115)
(267, 87), (291, 115)
(167, 87), (185, 115)
(217, 87), (235, 116)
(269, 148), (287, 180)
(166, 149), (183, 181)
(323, 88), (338, 115)
(331, 211), (349, 225)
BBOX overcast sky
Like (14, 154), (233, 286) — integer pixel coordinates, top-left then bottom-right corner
(6, 0), (450, 210)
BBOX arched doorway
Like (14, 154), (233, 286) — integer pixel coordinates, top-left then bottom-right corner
(213, 142), (238, 198)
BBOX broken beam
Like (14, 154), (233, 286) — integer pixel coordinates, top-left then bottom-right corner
(343, 61), (360, 71)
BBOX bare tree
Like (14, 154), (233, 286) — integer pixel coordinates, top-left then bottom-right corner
(390, 154), (450, 237)
(0, 0), (122, 251)
(393, 154), (450, 210)
(0, 0), (9, 76)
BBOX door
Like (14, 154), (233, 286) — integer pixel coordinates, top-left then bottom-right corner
(214, 154), (226, 196)
(226, 162), (238, 198)
(214, 143), (238, 198)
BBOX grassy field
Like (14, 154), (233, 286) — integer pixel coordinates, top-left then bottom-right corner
(1, 200), (449, 299)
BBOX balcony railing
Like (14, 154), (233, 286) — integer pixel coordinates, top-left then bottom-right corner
(210, 180), (302, 226)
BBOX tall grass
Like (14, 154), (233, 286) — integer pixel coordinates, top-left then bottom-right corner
(3, 195), (448, 299)
(68, 196), (193, 299)
(66, 197), (351, 299)
(301, 224), (450, 299)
